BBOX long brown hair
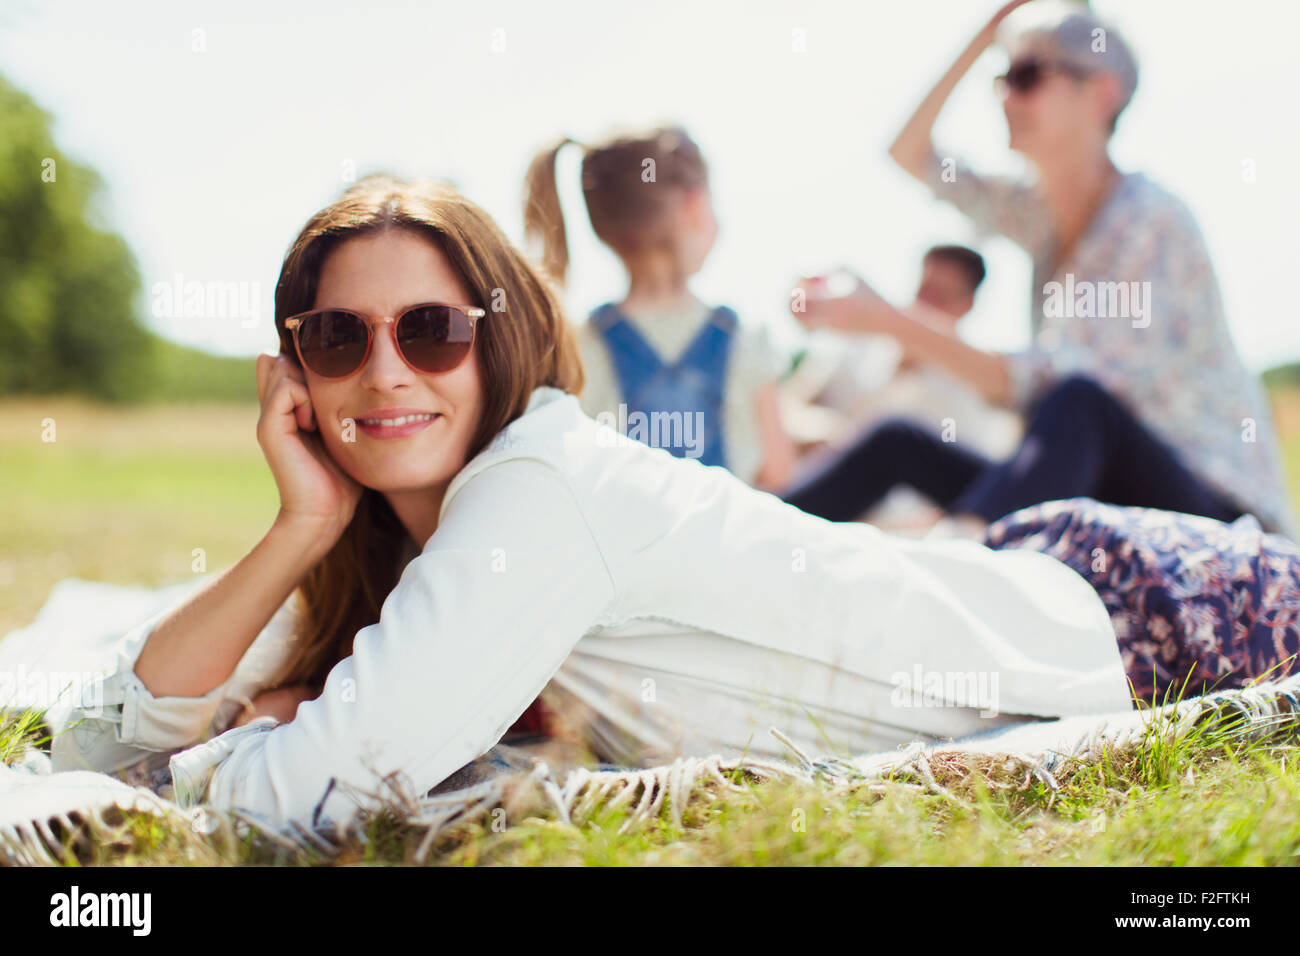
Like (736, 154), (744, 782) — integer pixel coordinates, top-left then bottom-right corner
(270, 173), (585, 689)
(522, 124), (709, 287)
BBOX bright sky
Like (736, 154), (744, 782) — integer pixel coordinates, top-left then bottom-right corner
(2, 0), (1297, 371)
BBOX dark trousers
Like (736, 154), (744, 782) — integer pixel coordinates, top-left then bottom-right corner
(780, 375), (1245, 525)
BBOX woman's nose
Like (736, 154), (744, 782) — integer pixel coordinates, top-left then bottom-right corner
(359, 321), (417, 386)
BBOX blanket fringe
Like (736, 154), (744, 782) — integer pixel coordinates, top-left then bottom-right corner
(4, 673), (1299, 866)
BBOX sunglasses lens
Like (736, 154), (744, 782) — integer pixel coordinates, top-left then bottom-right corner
(1007, 61), (1043, 91)
(396, 305), (474, 373)
(296, 310), (369, 377)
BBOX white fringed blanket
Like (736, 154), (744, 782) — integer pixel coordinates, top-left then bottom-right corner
(4, 580), (1299, 865)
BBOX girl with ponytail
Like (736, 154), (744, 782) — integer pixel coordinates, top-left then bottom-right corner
(523, 126), (799, 492)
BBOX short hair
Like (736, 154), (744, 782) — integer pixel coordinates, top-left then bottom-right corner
(997, 0), (1139, 136)
(923, 244), (986, 293)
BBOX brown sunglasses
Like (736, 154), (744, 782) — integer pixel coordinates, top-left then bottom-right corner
(283, 302), (487, 379)
(994, 57), (1093, 96)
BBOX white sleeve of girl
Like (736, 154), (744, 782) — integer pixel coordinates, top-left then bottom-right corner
(168, 455), (617, 834)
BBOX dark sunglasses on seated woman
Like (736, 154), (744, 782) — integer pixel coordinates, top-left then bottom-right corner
(994, 57), (1093, 95)
(283, 302), (487, 379)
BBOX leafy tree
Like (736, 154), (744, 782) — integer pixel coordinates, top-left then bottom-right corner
(0, 74), (153, 400)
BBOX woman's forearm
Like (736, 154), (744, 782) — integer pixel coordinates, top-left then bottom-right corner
(133, 514), (336, 698)
(888, 18), (999, 179)
(886, 305), (1014, 407)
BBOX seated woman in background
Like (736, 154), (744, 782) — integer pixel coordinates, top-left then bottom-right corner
(37, 175), (1300, 838)
(781, 0), (1297, 541)
(523, 125), (799, 493)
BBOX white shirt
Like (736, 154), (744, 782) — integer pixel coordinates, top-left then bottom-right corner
(48, 386), (1131, 834)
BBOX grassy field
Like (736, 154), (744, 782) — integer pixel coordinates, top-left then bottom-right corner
(0, 394), (276, 637)
(3, 388), (1300, 866)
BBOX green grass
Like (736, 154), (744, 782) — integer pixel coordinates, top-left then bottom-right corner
(3, 388), (1300, 866)
(2, 689), (1297, 866)
(0, 395), (277, 636)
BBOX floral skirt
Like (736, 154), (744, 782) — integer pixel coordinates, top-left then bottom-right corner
(980, 497), (1300, 706)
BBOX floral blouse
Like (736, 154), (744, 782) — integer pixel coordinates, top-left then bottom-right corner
(924, 150), (1297, 540)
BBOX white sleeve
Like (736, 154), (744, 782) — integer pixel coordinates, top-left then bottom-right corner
(168, 456), (617, 833)
(47, 588), (303, 774)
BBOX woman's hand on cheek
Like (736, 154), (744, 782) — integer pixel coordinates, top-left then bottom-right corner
(295, 391), (318, 432)
(256, 352), (364, 548)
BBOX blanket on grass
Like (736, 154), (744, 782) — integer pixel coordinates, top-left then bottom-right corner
(3, 579), (1299, 866)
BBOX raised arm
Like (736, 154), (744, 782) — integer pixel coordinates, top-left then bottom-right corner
(891, 304), (1015, 407)
(131, 516), (335, 698)
(167, 456), (618, 833)
(888, 0), (1035, 181)
(48, 354), (362, 772)
(133, 353), (362, 697)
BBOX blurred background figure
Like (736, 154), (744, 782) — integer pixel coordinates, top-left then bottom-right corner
(523, 125), (799, 493)
(914, 244), (984, 319)
(780, 245), (1022, 529)
(783, 0), (1298, 541)
(3, 0), (1300, 646)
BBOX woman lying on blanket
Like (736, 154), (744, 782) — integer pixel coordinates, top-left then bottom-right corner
(44, 175), (1300, 834)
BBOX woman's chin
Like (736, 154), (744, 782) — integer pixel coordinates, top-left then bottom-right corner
(361, 468), (456, 497)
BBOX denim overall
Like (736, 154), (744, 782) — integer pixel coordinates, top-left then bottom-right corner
(591, 302), (738, 469)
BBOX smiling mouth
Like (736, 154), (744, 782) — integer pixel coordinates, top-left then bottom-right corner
(355, 413), (440, 426)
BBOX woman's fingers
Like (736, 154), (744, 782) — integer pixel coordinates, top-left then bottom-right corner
(283, 360), (319, 431)
(275, 376), (311, 427)
(259, 372), (315, 442)
(258, 356), (317, 430)
(256, 353), (274, 405)
(258, 353), (296, 409)
(295, 392), (318, 432)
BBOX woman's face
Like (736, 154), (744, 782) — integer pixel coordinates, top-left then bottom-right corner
(304, 228), (485, 501)
(1000, 36), (1099, 159)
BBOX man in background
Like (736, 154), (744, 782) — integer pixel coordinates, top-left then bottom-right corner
(780, 245), (1022, 530)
